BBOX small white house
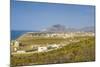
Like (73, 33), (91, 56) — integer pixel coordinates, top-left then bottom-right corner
(48, 44), (59, 48)
(52, 44), (59, 48)
(14, 47), (17, 51)
(14, 40), (19, 47)
(11, 47), (17, 52)
(17, 50), (26, 53)
(38, 47), (47, 52)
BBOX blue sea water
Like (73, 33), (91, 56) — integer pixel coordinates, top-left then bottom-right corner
(11, 30), (39, 40)
(11, 31), (27, 40)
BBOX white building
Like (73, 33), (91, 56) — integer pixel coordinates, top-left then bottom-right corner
(11, 40), (19, 52)
(48, 44), (59, 49)
(14, 40), (19, 47)
(17, 50), (26, 53)
(52, 44), (59, 48)
(38, 47), (47, 52)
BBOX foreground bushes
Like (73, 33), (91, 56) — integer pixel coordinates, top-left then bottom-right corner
(11, 36), (95, 66)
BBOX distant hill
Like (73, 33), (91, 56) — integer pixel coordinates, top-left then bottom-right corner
(42, 24), (95, 32)
(42, 24), (67, 32)
(79, 26), (95, 32)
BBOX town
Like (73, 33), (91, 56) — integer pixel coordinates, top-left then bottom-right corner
(11, 32), (94, 54)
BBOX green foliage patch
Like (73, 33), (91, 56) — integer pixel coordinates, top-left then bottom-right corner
(11, 36), (95, 66)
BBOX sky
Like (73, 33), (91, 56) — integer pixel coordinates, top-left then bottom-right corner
(11, 0), (95, 31)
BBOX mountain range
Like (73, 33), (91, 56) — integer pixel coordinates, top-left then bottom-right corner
(41, 24), (95, 32)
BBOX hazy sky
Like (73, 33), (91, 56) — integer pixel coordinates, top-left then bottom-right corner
(11, 0), (95, 31)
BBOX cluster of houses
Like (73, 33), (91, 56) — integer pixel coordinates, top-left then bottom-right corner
(18, 32), (94, 39)
(11, 32), (94, 54)
(11, 40), (63, 53)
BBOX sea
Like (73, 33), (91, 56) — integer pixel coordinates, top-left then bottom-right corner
(11, 30), (39, 40)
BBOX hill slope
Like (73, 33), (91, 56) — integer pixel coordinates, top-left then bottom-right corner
(11, 36), (95, 66)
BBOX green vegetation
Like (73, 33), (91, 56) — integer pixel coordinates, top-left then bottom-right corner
(18, 37), (67, 45)
(11, 36), (95, 66)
